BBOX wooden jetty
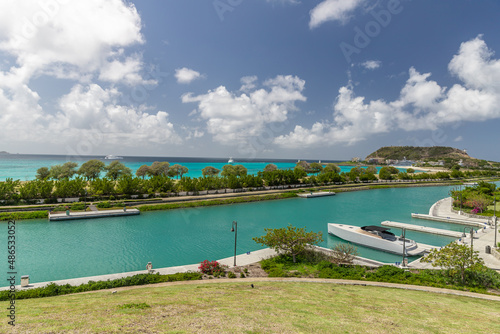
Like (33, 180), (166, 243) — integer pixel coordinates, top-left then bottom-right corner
(49, 208), (140, 221)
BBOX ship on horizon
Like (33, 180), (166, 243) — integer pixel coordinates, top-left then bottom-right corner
(104, 155), (123, 160)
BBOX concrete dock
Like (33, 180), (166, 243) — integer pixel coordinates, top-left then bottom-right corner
(381, 221), (464, 238)
(48, 208), (140, 221)
(410, 197), (500, 271)
(411, 213), (488, 228)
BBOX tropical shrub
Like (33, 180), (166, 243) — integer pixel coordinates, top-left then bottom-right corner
(96, 201), (112, 209)
(199, 260), (226, 276)
(70, 202), (86, 211)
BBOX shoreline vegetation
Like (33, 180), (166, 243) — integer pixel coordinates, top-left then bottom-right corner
(0, 158), (499, 220)
(1, 178), (499, 221)
(0, 161), (500, 221)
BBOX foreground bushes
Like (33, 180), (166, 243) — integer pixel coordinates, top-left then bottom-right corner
(260, 252), (500, 294)
(0, 272), (202, 301)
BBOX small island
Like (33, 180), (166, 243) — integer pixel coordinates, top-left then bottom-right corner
(365, 146), (499, 169)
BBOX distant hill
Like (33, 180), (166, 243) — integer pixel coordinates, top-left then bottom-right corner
(366, 146), (470, 161)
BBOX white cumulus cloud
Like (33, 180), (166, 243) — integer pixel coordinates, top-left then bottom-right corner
(240, 75), (258, 92)
(275, 36), (500, 148)
(361, 60), (381, 70)
(56, 84), (181, 147)
(309, 0), (365, 29)
(182, 75), (306, 145)
(0, 1), (179, 153)
(175, 67), (203, 84)
(0, 0), (145, 84)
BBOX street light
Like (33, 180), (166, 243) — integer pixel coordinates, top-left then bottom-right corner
(231, 221), (238, 267)
(459, 193), (462, 214)
(462, 227), (474, 264)
(84, 189), (88, 211)
(494, 197), (497, 247)
(401, 228), (407, 268)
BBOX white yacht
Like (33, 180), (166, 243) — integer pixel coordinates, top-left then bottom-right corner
(228, 157), (234, 164)
(327, 223), (427, 256)
(104, 155), (123, 160)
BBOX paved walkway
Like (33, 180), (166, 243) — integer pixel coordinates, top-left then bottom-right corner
(1, 248), (278, 291)
(3, 246), (387, 291)
(410, 197), (500, 270)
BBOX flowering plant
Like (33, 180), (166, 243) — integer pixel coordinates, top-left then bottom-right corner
(198, 260), (226, 275)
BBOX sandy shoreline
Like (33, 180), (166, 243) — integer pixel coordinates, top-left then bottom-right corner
(390, 165), (450, 173)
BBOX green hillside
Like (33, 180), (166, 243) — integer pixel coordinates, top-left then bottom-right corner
(366, 146), (470, 161)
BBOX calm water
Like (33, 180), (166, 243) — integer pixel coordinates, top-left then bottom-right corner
(0, 185), (465, 286)
(0, 154), (406, 181)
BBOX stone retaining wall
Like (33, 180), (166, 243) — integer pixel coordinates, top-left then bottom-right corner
(492, 247), (500, 261)
(450, 208), (493, 221)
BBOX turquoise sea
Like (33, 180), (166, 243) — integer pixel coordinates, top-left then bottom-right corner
(1, 184), (482, 286)
(0, 154), (407, 181)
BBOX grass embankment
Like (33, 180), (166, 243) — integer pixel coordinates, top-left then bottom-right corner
(138, 192), (298, 212)
(260, 248), (500, 295)
(0, 211), (47, 221)
(261, 255), (500, 294)
(2, 282), (499, 333)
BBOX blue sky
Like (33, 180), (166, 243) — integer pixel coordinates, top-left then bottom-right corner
(1, 0), (500, 161)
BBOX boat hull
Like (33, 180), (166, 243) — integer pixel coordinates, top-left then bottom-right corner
(328, 223), (424, 256)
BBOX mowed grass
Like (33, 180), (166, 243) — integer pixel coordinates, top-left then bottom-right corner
(2, 282), (500, 333)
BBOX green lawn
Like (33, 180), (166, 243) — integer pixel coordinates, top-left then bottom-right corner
(2, 281), (499, 333)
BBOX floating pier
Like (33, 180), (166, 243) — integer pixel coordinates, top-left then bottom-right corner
(298, 191), (335, 198)
(381, 221), (464, 238)
(49, 208), (140, 221)
(410, 213), (487, 228)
